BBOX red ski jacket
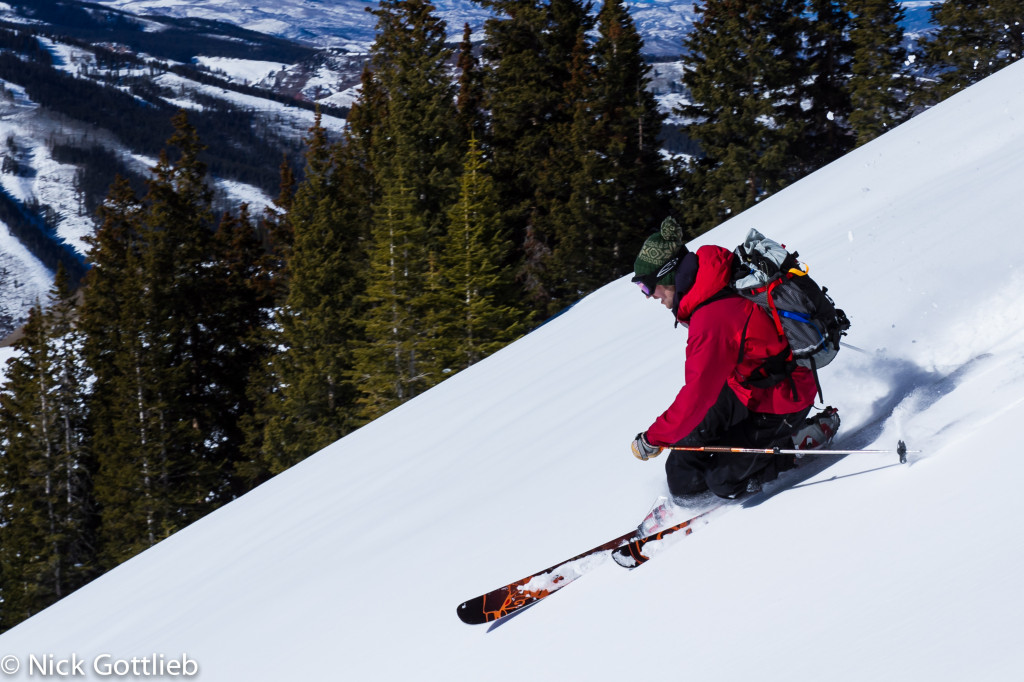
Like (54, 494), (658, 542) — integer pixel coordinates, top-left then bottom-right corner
(645, 245), (818, 446)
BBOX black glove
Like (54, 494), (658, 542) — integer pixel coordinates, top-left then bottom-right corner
(631, 432), (663, 461)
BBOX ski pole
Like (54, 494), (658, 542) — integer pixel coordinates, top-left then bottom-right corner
(840, 340), (870, 354)
(666, 440), (915, 464)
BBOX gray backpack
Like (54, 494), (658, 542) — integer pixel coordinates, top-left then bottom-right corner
(731, 229), (850, 395)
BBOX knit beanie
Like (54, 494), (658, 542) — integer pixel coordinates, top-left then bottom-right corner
(633, 216), (686, 285)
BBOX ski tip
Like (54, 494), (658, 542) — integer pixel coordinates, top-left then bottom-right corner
(456, 598), (488, 625)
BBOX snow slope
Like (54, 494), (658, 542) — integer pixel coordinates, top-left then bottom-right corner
(1, 57), (1023, 682)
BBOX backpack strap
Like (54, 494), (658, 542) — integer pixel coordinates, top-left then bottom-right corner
(746, 277), (788, 342)
(735, 295), (799, 400)
(736, 307), (752, 365)
(739, 349), (799, 399)
(809, 356), (824, 404)
(734, 303), (798, 400)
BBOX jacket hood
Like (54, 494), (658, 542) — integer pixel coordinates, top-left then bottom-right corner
(675, 245), (735, 323)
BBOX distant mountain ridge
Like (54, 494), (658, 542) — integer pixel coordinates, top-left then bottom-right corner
(90, 0), (940, 57)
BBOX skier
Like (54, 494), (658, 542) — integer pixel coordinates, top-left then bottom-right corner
(629, 217), (821, 499)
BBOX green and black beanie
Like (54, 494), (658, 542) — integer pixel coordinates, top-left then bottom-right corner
(633, 216), (686, 286)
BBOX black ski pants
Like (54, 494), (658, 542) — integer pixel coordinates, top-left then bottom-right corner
(664, 384), (811, 499)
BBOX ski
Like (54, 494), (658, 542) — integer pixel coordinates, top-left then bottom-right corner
(456, 497), (690, 625)
(458, 458), (822, 623)
(456, 527), (638, 625)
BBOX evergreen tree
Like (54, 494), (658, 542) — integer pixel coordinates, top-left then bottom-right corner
(435, 138), (527, 371)
(798, 0), (857, 168)
(78, 175), (151, 566)
(236, 161), (301, 486)
(258, 154), (296, 280)
(44, 267), (94, 581)
(344, 67), (386, 192)
(367, 0), (462, 239)
(134, 108), (222, 513)
(208, 205), (275, 498)
(0, 267), (95, 630)
(677, 0), (806, 233)
(848, 0), (909, 145)
(549, 0), (673, 298)
(256, 114), (368, 473)
(354, 172), (438, 418)
(84, 111), (240, 564)
(0, 307), (64, 627)
(925, 0), (1023, 100)
(351, 0), (463, 419)
(528, 28), (592, 306)
(991, 0), (1024, 68)
(79, 174), (141, 461)
(456, 23), (487, 143)
(481, 0), (595, 312)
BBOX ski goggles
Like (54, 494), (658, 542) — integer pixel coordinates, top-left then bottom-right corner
(631, 255), (681, 296)
(632, 274), (658, 297)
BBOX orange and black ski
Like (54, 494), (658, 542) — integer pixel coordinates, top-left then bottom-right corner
(456, 501), (720, 625)
(456, 526), (642, 625)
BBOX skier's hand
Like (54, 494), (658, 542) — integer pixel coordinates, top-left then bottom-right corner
(631, 432), (663, 461)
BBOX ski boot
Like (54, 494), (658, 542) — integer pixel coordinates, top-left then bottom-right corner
(792, 406), (841, 452)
